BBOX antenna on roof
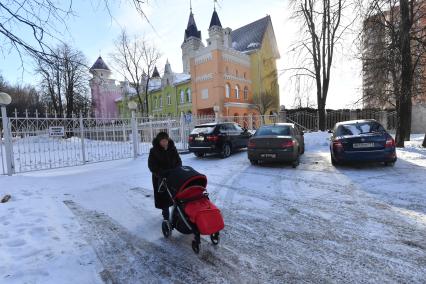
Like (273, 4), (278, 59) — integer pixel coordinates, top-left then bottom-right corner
(190, 0), (192, 12)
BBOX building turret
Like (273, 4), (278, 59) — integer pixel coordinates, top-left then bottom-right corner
(89, 56), (112, 80)
(207, 8), (224, 48)
(162, 59), (174, 87)
(181, 6), (203, 73)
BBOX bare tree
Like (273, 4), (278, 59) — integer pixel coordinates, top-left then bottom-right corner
(253, 91), (279, 121)
(360, 0), (426, 146)
(36, 44), (89, 117)
(289, 0), (354, 130)
(109, 29), (161, 115)
(0, 1), (150, 64)
(0, 74), (44, 116)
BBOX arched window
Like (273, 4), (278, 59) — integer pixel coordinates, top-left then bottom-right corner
(159, 96), (163, 107)
(244, 72), (246, 79)
(154, 97), (157, 109)
(225, 66), (229, 74)
(243, 86), (249, 100)
(187, 89), (192, 103)
(167, 93), (171, 105)
(235, 85), (240, 99)
(180, 90), (185, 104)
(236, 70), (239, 77)
(225, 83), (230, 98)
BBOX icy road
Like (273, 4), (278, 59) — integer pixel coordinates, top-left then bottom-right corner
(0, 133), (425, 283)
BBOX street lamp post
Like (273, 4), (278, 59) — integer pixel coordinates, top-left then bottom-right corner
(0, 92), (14, 175)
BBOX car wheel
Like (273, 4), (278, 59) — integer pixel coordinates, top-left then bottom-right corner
(194, 152), (205, 158)
(250, 159), (258, 165)
(384, 161), (395, 167)
(300, 145), (305, 155)
(292, 156), (300, 168)
(331, 154), (339, 166)
(221, 143), (231, 159)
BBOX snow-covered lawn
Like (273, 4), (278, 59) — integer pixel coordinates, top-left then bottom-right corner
(0, 132), (425, 283)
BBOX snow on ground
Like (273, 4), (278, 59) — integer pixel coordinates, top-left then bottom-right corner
(0, 132), (425, 283)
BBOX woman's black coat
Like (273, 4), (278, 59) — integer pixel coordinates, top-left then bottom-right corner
(148, 138), (182, 209)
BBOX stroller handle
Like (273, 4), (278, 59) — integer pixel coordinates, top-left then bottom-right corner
(158, 177), (167, 193)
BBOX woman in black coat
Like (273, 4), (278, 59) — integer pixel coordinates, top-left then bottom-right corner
(148, 132), (182, 221)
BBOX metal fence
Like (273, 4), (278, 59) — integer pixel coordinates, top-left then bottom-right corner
(0, 109), (396, 175)
(284, 109), (397, 132)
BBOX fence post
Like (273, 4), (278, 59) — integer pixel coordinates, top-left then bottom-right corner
(1, 106), (14, 175)
(79, 114), (86, 164)
(180, 112), (186, 150)
(131, 110), (138, 158)
(279, 110), (286, 123)
(379, 111), (388, 129)
(149, 116), (154, 143)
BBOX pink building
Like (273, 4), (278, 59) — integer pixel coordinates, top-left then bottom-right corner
(89, 56), (124, 118)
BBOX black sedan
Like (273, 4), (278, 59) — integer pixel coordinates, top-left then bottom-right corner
(188, 122), (252, 158)
(247, 123), (305, 167)
(329, 119), (397, 166)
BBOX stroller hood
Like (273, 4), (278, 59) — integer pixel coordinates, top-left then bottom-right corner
(161, 166), (207, 195)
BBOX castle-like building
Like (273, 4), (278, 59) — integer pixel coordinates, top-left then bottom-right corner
(90, 6), (280, 119)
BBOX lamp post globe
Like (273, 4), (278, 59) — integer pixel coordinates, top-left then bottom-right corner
(0, 92), (12, 106)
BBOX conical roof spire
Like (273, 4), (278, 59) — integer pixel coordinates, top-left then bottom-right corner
(184, 7), (201, 41)
(90, 56), (110, 71)
(209, 9), (222, 29)
(151, 66), (160, 78)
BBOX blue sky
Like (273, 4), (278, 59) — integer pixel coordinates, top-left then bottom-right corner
(0, 0), (362, 108)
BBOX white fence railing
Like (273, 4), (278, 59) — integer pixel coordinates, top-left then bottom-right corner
(0, 109), (396, 175)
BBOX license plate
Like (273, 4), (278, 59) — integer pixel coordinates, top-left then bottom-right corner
(195, 136), (204, 141)
(353, 142), (374, 149)
(261, 153), (276, 158)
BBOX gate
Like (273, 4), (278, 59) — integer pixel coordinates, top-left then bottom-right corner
(8, 117), (134, 173)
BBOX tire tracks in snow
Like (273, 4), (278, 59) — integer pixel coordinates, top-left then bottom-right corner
(64, 200), (245, 283)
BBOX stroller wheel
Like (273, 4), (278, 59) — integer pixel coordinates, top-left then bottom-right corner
(192, 240), (200, 254)
(210, 233), (220, 245)
(162, 220), (172, 238)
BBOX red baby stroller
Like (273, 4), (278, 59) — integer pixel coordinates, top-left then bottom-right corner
(158, 166), (225, 253)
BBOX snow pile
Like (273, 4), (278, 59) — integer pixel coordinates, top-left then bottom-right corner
(303, 131), (331, 151)
(0, 133), (425, 282)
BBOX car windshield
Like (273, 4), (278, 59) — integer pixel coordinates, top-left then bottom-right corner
(336, 122), (385, 136)
(191, 126), (215, 135)
(255, 125), (291, 136)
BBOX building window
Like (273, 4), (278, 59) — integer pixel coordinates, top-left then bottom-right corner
(225, 66), (229, 74)
(180, 90), (185, 104)
(201, 89), (209, 99)
(244, 72), (246, 79)
(154, 97), (157, 109)
(187, 89), (192, 103)
(235, 85), (240, 99)
(236, 70), (239, 77)
(244, 86), (248, 100)
(167, 93), (171, 105)
(160, 96), (163, 107)
(225, 83), (230, 98)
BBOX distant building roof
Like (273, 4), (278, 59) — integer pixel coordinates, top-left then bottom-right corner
(209, 9), (222, 28)
(90, 56), (110, 71)
(231, 16), (270, 53)
(174, 73), (191, 85)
